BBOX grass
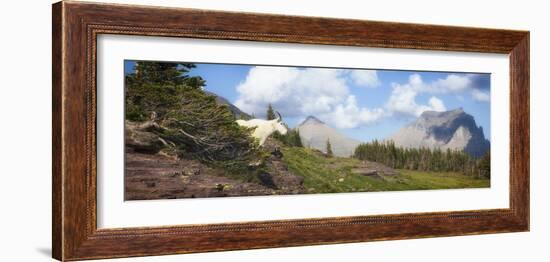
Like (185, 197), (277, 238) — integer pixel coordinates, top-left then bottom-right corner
(281, 147), (490, 194)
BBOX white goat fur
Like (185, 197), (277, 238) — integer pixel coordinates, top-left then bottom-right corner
(236, 118), (288, 146)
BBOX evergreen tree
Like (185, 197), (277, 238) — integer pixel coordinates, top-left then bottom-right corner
(477, 151), (491, 178)
(267, 104), (303, 147)
(273, 128), (303, 148)
(294, 130), (303, 147)
(125, 61), (258, 171)
(266, 103), (276, 120)
(130, 61), (204, 87)
(326, 139), (334, 157)
(353, 140), (487, 176)
(125, 61), (205, 121)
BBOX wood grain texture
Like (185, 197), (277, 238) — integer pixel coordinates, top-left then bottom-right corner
(509, 35), (530, 226)
(52, 2), (63, 260)
(52, 1), (530, 261)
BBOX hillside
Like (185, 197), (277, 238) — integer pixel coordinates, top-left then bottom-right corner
(282, 147), (489, 193)
(125, 123), (306, 200)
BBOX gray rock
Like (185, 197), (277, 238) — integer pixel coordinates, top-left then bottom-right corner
(125, 121), (166, 154)
(387, 108), (490, 158)
(351, 160), (398, 177)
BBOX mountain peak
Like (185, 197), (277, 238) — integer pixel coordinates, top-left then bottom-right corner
(300, 116), (325, 126)
(389, 108), (489, 158)
(420, 107), (464, 119)
(297, 116), (360, 157)
(416, 108), (471, 129)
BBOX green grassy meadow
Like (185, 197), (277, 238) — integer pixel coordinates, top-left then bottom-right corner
(281, 147), (490, 194)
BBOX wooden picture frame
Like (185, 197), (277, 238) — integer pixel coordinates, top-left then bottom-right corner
(52, 1), (529, 261)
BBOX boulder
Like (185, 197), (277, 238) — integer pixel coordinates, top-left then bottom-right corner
(351, 161), (398, 177)
(125, 121), (166, 154)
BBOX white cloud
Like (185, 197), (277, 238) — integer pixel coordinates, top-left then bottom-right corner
(471, 89), (490, 102)
(419, 73), (489, 102)
(385, 73), (491, 117)
(235, 67), (347, 117)
(428, 96), (447, 111)
(432, 74), (472, 92)
(234, 67), (486, 128)
(320, 96), (385, 129)
(234, 66), (383, 128)
(349, 70), (380, 88)
(386, 74), (448, 117)
(410, 74), (423, 86)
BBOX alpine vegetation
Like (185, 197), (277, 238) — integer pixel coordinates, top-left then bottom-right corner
(124, 60), (491, 200)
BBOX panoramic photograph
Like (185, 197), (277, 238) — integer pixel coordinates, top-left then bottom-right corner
(124, 60), (491, 201)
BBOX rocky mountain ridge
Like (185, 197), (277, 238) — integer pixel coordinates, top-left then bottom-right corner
(387, 108), (490, 157)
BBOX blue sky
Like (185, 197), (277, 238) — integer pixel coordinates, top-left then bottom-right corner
(125, 60), (491, 142)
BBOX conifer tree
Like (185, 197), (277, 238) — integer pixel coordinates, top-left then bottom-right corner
(477, 151), (491, 178)
(353, 140), (486, 176)
(125, 61), (258, 171)
(266, 103), (276, 120)
(326, 139), (334, 157)
(294, 130), (303, 147)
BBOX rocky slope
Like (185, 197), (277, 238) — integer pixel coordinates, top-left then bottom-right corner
(125, 122), (304, 200)
(297, 116), (361, 157)
(387, 108), (490, 158)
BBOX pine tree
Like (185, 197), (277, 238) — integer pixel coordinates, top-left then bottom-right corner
(326, 139), (334, 157)
(131, 61), (204, 87)
(294, 130), (303, 147)
(477, 151), (491, 178)
(266, 103), (276, 120)
(125, 61), (259, 171)
(125, 61), (205, 121)
(353, 140), (484, 176)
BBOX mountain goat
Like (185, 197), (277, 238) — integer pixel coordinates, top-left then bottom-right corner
(236, 112), (288, 146)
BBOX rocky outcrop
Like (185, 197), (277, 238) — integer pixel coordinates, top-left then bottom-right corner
(387, 108), (490, 158)
(125, 134), (305, 200)
(351, 161), (398, 177)
(125, 121), (167, 154)
(260, 137), (305, 192)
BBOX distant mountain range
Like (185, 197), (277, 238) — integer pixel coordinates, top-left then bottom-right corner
(387, 108), (490, 158)
(297, 116), (361, 157)
(208, 91), (489, 158)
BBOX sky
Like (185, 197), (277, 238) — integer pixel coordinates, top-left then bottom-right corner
(125, 60), (491, 142)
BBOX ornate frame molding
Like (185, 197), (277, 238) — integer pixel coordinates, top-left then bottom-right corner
(53, 1), (529, 261)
